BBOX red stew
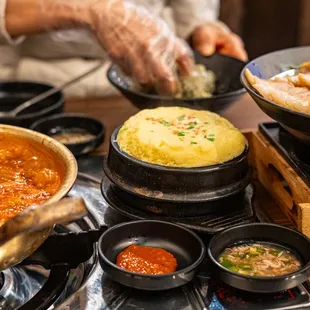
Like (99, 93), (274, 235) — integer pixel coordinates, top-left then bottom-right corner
(116, 244), (178, 275)
(0, 133), (63, 225)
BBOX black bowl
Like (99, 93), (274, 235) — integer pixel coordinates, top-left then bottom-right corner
(0, 81), (64, 128)
(107, 53), (246, 112)
(98, 220), (206, 290)
(208, 223), (310, 293)
(30, 113), (105, 156)
(240, 46), (310, 144)
(102, 127), (251, 216)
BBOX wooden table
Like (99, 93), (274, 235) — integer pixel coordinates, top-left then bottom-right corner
(65, 93), (271, 155)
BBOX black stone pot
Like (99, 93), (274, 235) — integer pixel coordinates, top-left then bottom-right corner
(102, 127), (251, 216)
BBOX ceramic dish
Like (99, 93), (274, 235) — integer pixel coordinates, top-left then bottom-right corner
(30, 113), (105, 156)
(208, 223), (310, 293)
(0, 81), (64, 128)
(98, 220), (206, 290)
(107, 53), (246, 113)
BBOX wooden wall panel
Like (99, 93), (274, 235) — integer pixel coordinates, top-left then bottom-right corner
(298, 0), (310, 46)
(219, 0), (302, 59)
(219, 0), (245, 35)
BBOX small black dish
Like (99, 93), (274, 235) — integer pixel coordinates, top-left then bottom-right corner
(0, 81), (64, 128)
(208, 223), (310, 293)
(107, 52), (246, 113)
(102, 126), (251, 216)
(98, 220), (206, 290)
(240, 46), (310, 145)
(30, 113), (105, 156)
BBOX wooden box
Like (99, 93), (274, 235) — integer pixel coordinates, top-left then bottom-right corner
(244, 130), (310, 237)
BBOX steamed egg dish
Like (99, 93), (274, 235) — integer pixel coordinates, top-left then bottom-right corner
(117, 107), (246, 168)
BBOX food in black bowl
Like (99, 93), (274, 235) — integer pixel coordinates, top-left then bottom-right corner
(107, 52), (246, 113)
(30, 113), (105, 156)
(240, 46), (310, 144)
(102, 107), (251, 216)
(0, 81), (64, 128)
(208, 223), (310, 293)
(98, 220), (206, 290)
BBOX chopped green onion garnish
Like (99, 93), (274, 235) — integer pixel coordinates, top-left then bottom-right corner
(270, 249), (281, 257)
(221, 259), (234, 269)
(160, 120), (171, 126)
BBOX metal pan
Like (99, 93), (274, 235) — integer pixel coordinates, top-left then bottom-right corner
(0, 197), (88, 271)
(0, 124), (78, 270)
(240, 46), (310, 145)
(98, 220), (206, 290)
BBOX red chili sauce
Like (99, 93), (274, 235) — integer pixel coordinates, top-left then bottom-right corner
(116, 244), (178, 275)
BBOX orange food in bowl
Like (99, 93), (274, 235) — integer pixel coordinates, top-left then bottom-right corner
(116, 244), (178, 275)
(0, 133), (63, 225)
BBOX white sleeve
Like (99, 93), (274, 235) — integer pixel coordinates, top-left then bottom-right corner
(0, 0), (25, 44)
(170, 0), (220, 39)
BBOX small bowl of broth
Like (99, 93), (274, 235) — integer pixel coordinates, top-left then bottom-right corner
(208, 223), (310, 293)
(30, 113), (105, 156)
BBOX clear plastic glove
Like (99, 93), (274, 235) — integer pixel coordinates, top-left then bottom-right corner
(88, 0), (194, 95)
(192, 21), (248, 62)
(5, 0), (194, 96)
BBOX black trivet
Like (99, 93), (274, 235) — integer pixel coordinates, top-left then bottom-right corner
(101, 174), (256, 234)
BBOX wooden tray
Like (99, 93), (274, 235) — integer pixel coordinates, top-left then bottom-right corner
(244, 130), (310, 237)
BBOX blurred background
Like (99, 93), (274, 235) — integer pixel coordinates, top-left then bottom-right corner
(220, 0), (309, 59)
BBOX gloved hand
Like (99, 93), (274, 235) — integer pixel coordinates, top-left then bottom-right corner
(192, 21), (248, 62)
(5, 0), (194, 96)
(88, 0), (194, 95)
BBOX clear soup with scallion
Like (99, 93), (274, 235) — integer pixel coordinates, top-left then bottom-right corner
(218, 242), (301, 277)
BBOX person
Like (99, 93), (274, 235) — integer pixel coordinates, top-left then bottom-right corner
(0, 0), (247, 97)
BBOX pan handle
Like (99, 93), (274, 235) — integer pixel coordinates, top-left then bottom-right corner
(0, 197), (88, 245)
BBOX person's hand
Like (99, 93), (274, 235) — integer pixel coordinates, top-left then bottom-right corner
(87, 0), (194, 95)
(5, 0), (194, 96)
(192, 21), (248, 62)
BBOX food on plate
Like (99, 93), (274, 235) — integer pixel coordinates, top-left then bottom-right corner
(218, 242), (301, 277)
(0, 133), (62, 225)
(116, 244), (177, 275)
(245, 63), (310, 114)
(175, 65), (216, 99)
(117, 107), (246, 167)
(51, 128), (95, 144)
